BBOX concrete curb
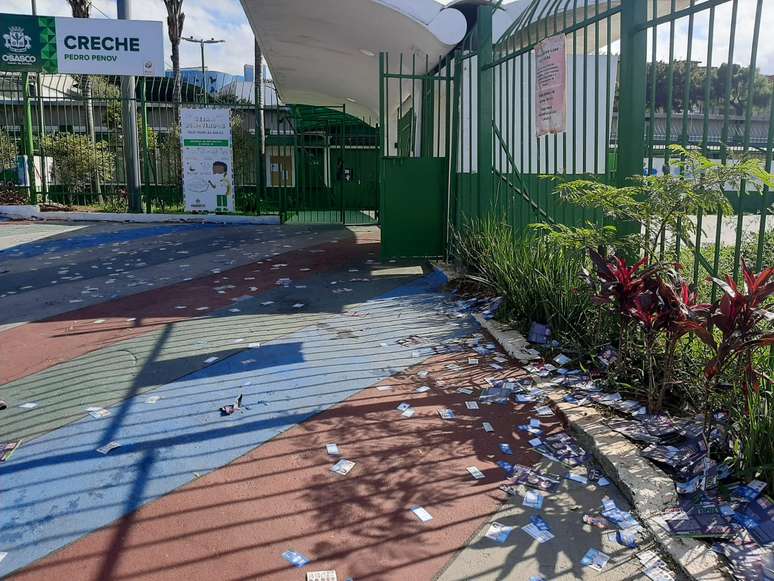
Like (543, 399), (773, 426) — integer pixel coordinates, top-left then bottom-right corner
(0, 205), (38, 220)
(473, 308), (730, 580)
(430, 261), (540, 364)
(0, 205), (280, 225)
(546, 396), (730, 581)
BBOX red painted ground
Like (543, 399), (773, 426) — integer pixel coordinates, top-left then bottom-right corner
(0, 231), (378, 385)
(11, 350), (555, 581)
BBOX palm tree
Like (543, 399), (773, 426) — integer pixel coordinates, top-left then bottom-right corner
(162, 0), (185, 113)
(66, 0), (101, 198)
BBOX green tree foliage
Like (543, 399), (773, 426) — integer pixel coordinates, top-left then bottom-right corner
(0, 129), (18, 171)
(646, 61), (772, 115)
(44, 133), (115, 193)
(540, 146), (774, 260)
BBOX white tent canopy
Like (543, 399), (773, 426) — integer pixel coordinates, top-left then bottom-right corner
(240, 0), (468, 122)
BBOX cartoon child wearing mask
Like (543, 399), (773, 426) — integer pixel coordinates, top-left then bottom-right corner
(209, 161), (233, 212)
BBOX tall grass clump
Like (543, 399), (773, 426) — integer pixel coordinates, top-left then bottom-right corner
(451, 217), (601, 349)
(730, 378), (774, 490)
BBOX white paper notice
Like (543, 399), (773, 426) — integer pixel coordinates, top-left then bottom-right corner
(535, 34), (566, 136)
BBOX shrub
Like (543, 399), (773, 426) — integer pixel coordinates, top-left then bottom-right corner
(43, 133), (115, 193)
(0, 128), (18, 172)
(730, 381), (774, 490)
(451, 217), (602, 350)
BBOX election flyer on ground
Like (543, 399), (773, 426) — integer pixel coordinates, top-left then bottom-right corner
(180, 107), (235, 213)
(1, 13), (163, 76)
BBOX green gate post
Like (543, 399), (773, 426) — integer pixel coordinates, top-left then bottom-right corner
(477, 5), (494, 218)
(378, 52), (385, 223)
(447, 51), (462, 258)
(22, 73), (37, 204)
(140, 78), (152, 213)
(255, 41), (266, 215)
(340, 103), (347, 224)
(615, 0), (648, 246)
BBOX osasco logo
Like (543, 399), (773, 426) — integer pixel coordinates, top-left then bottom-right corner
(2, 25), (37, 65)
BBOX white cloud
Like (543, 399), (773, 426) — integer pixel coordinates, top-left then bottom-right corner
(649, 0), (774, 74)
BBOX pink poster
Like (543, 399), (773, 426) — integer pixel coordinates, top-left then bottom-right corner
(535, 34), (566, 137)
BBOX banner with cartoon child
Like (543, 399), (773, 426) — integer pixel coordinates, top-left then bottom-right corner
(180, 107), (235, 213)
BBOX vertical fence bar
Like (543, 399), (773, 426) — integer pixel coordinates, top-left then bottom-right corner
(615, 0), (648, 248)
(140, 78), (152, 213)
(22, 73), (37, 203)
(478, 5), (494, 216)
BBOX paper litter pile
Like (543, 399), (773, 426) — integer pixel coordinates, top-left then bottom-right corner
(512, 333), (773, 580)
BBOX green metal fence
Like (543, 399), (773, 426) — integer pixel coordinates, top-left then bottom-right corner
(0, 70), (379, 223)
(382, 0), (772, 280)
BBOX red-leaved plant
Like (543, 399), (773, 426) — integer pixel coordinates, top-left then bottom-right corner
(679, 262), (774, 440)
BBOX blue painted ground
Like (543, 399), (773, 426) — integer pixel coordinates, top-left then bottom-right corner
(0, 270), (476, 577)
(0, 224), (199, 260)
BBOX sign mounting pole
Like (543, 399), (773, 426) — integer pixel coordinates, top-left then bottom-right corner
(117, 0), (143, 213)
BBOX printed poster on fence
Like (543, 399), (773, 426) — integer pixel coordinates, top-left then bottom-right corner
(535, 34), (566, 137)
(181, 107), (234, 213)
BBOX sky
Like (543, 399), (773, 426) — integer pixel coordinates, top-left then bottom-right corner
(5, 0), (774, 76)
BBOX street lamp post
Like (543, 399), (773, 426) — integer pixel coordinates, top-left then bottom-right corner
(182, 36), (225, 105)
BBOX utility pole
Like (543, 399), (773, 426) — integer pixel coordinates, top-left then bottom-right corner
(182, 36), (225, 105)
(117, 0), (143, 212)
(255, 41), (266, 205)
(31, 0), (48, 197)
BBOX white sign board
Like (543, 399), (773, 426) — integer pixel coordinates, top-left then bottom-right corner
(55, 17), (164, 76)
(181, 108), (235, 213)
(535, 34), (566, 137)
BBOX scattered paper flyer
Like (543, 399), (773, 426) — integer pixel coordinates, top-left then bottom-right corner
(554, 354), (572, 366)
(523, 490), (544, 510)
(467, 466), (485, 480)
(534, 405), (554, 416)
(484, 521), (514, 543)
(438, 408), (455, 420)
(581, 548), (610, 571)
(482, 422), (494, 432)
(261, 301), (275, 306)
(18, 402), (38, 410)
(401, 407), (416, 418)
(96, 441), (121, 455)
(567, 472), (589, 485)
(282, 550), (310, 568)
(411, 506), (433, 522)
(331, 459), (355, 476)
(88, 408), (111, 419)
(417, 371), (429, 378)
(306, 571), (337, 581)
(468, 358), (479, 365)
(0, 552), (6, 564)
(203, 356), (218, 364)
(522, 522), (554, 543)
(499, 443), (513, 455)
(145, 396), (161, 404)
(292, 303), (305, 309)
(397, 403), (411, 412)
(416, 386), (431, 393)
(326, 443), (340, 456)
(1, 441), (21, 462)
(465, 401), (479, 410)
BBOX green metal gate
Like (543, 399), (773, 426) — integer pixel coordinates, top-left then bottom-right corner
(378, 0), (773, 286)
(277, 104), (379, 225)
(379, 53), (454, 258)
